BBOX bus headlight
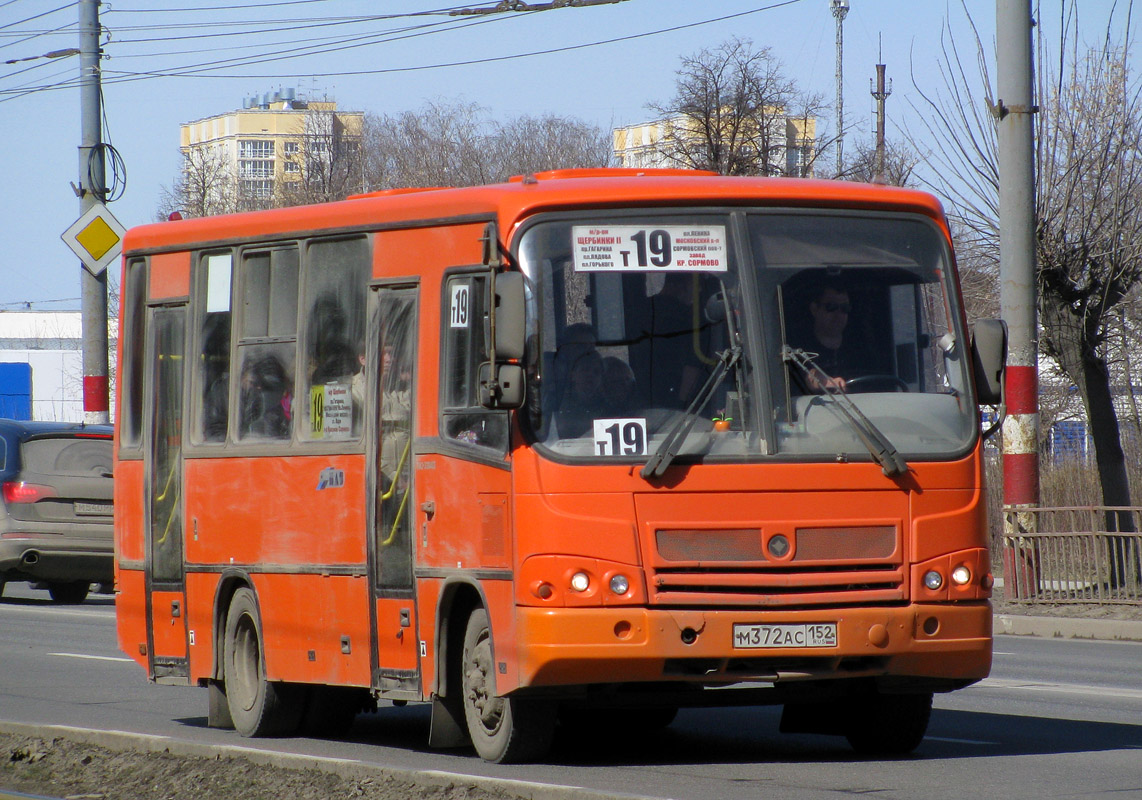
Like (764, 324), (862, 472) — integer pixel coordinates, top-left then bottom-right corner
(951, 566), (972, 586)
(570, 571), (590, 592)
(923, 570), (944, 591)
(609, 574), (630, 595)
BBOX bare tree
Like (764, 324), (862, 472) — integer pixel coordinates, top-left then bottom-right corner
(362, 100), (613, 189)
(156, 145), (238, 220)
(647, 37), (809, 176)
(1037, 45), (1142, 553)
(277, 107), (364, 206)
(488, 113), (613, 178)
(845, 138), (921, 187)
(363, 100), (492, 189)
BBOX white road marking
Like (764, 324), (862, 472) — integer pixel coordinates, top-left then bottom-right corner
(977, 677), (1142, 700)
(48, 652), (133, 663)
(925, 736), (996, 745)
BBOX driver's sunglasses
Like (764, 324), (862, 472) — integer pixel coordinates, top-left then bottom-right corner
(823, 302), (851, 314)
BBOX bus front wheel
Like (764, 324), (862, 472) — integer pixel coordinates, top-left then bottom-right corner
(843, 691), (932, 756)
(223, 587), (302, 737)
(461, 608), (554, 763)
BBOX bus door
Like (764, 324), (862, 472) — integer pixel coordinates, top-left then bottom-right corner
(369, 285), (421, 692)
(144, 305), (190, 682)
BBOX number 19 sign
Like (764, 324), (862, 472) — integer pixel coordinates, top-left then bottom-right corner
(594, 418), (648, 456)
(572, 225), (727, 272)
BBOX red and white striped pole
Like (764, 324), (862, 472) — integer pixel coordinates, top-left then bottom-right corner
(997, 0), (1040, 598)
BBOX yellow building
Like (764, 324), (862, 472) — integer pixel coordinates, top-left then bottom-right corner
(180, 90), (364, 210)
(613, 111), (816, 177)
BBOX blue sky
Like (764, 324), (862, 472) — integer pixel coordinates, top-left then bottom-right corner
(0, 0), (1134, 310)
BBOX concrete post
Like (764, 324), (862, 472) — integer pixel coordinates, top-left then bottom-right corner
(79, 0), (109, 424)
(996, 0), (1040, 597)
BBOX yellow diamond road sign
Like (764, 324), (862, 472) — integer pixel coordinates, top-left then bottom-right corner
(62, 203), (125, 275)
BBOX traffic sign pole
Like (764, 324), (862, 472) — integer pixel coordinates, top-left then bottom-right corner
(79, 0), (109, 424)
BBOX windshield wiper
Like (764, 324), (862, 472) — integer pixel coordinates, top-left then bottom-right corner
(782, 346), (908, 477)
(641, 346), (741, 480)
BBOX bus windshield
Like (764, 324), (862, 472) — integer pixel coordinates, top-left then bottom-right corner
(517, 210), (976, 465)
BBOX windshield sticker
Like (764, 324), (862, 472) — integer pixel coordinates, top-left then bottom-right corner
(309, 383), (353, 440)
(450, 283), (470, 328)
(593, 417), (648, 456)
(572, 225), (728, 272)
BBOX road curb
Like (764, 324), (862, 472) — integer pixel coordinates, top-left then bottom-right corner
(0, 721), (662, 800)
(994, 614), (1142, 642)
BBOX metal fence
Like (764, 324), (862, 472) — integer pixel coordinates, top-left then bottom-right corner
(1002, 506), (1142, 605)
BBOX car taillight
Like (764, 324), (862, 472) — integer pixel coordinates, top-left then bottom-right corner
(2, 481), (58, 503)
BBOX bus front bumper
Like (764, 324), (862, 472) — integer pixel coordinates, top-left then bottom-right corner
(514, 603), (991, 691)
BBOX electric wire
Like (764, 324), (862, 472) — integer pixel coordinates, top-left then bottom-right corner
(0, 2), (75, 33)
(1, 0), (808, 105)
(100, 0), (805, 83)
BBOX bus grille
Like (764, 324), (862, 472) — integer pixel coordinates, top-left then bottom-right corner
(649, 565), (905, 607)
(648, 525), (904, 608)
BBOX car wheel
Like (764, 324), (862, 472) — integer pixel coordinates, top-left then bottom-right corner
(48, 581), (90, 604)
(461, 607), (554, 763)
(223, 587), (303, 737)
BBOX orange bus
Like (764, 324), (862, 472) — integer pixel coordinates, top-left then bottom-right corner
(114, 169), (1006, 763)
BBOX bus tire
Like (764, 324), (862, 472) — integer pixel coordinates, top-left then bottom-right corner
(223, 587), (302, 737)
(461, 608), (554, 763)
(843, 691), (932, 756)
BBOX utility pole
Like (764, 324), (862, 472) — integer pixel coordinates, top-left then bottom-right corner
(830, 0), (850, 176)
(78, 0), (109, 424)
(869, 46), (891, 183)
(996, 0), (1039, 597)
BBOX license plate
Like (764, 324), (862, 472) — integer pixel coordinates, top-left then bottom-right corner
(74, 501), (112, 516)
(733, 623), (838, 649)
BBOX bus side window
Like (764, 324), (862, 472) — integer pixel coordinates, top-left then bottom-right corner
(441, 274), (510, 453)
(300, 237), (369, 441)
(119, 257), (148, 452)
(236, 247), (299, 442)
(195, 252), (233, 443)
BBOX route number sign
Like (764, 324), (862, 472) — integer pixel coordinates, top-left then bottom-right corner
(572, 225), (727, 272)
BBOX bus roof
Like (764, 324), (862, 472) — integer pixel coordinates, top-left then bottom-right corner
(124, 170), (947, 255)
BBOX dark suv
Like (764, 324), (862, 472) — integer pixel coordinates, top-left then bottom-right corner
(0, 419), (114, 603)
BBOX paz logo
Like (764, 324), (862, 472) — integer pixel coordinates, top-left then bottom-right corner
(316, 467), (346, 490)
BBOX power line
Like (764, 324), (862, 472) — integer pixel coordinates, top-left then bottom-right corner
(0, 2), (76, 33)
(2, 0), (807, 101)
(104, 1), (806, 82)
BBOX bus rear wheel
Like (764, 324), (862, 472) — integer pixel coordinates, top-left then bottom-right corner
(223, 587), (302, 737)
(843, 691), (932, 756)
(461, 608), (554, 763)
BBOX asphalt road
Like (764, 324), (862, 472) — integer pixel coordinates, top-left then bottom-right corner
(2, 583), (1140, 800)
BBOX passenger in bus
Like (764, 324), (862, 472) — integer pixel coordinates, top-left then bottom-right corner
(239, 354), (292, 439)
(201, 314), (231, 442)
(554, 349), (606, 438)
(601, 356), (638, 417)
(645, 273), (703, 408)
(379, 344), (411, 478)
(545, 322), (597, 427)
(790, 278), (874, 393)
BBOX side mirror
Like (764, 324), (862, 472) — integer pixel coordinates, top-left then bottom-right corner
(493, 272), (525, 361)
(479, 363), (524, 409)
(479, 272), (526, 410)
(971, 318), (1007, 406)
